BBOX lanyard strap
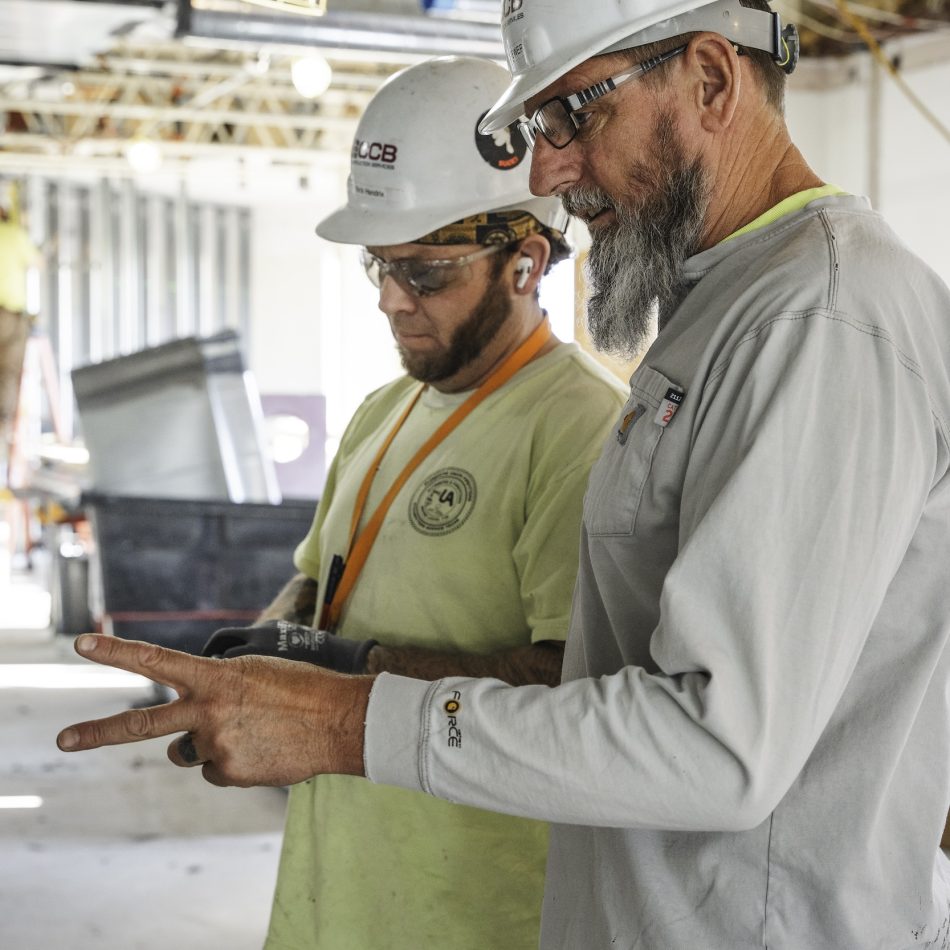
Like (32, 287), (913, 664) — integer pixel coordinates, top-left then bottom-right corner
(319, 317), (553, 630)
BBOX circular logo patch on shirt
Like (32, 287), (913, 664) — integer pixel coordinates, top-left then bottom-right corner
(474, 110), (527, 171)
(409, 468), (477, 536)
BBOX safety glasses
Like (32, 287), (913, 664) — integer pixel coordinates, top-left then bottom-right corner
(518, 44), (688, 150)
(360, 244), (506, 297)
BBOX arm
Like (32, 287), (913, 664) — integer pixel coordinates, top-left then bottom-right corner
(365, 314), (942, 828)
(255, 573), (319, 626)
(52, 318), (946, 818)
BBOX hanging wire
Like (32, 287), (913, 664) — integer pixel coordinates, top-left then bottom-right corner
(788, 5), (859, 42)
(814, 0), (950, 31)
(774, 0), (891, 43)
(832, 0), (950, 147)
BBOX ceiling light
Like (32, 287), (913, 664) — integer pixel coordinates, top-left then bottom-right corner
(291, 55), (333, 99)
(246, 51), (271, 77)
(125, 138), (163, 174)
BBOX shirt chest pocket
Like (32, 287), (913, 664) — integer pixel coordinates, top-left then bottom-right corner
(583, 366), (682, 537)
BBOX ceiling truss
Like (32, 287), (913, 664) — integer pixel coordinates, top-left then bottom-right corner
(0, 0), (948, 179)
(0, 41), (397, 174)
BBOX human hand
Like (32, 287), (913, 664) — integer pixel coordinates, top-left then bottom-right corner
(56, 635), (373, 787)
(201, 620), (377, 674)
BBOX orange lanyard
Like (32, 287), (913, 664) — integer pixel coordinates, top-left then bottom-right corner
(319, 317), (552, 630)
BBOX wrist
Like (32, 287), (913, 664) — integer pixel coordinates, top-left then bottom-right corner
(335, 674), (375, 776)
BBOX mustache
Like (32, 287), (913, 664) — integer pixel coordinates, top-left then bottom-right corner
(561, 185), (617, 220)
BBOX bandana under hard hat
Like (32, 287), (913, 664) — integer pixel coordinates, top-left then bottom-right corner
(416, 209), (572, 265)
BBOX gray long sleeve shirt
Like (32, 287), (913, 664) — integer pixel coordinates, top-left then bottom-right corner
(365, 194), (950, 949)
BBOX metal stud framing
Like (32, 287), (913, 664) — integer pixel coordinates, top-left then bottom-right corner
(1, 172), (251, 440)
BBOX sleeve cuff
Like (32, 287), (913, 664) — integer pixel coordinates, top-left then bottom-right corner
(363, 672), (434, 793)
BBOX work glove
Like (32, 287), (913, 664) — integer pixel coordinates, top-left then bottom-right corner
(201, 619), (377, 674)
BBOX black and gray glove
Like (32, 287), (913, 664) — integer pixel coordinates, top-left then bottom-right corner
(201, 619), (377, 674)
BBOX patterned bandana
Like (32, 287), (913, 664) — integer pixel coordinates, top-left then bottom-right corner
(416, 210), (572, 265)
(417, 210), (543, 245)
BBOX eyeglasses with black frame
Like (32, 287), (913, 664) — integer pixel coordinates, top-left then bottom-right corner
(360, 243), (507, 298)
(518, 44), (689, 151)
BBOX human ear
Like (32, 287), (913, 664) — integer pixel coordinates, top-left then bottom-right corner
(511, 234), (551, 294)
(688, 34), (741, 133)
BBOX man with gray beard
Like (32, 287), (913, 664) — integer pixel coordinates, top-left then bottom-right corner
(57, 2), (950, 949)
(566, 112), (708, 357)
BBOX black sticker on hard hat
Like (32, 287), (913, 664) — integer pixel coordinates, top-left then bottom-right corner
(475, 110), (526, 171)
(352, 139), (398, 169)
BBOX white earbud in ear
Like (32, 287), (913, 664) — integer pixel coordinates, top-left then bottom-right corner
(515, 255), (533, 290)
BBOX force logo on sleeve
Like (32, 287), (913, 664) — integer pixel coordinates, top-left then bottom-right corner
(475, 110), (527, 170)
(444, 691), (462, 749)
(409, 467), (477, 536)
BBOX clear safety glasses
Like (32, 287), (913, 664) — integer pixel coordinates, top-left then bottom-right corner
(518, 44), (688, 151)
(360, 243), (506, 298)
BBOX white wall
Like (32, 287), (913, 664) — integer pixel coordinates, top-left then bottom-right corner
(247, 167), (403, 459)
(786, 45), (950, 287)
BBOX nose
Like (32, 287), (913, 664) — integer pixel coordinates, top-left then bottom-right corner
(377, 273), (417, 319)
(528, 136), (581, 198)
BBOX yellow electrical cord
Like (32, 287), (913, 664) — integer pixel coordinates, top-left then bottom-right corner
(833, 0), (950, 148)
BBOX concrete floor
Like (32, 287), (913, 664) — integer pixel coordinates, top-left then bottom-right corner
(0, 575), (287, 950)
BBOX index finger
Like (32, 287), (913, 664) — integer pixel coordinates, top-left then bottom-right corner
(69, 634), (203, 692)
(57, 697), (192, 752)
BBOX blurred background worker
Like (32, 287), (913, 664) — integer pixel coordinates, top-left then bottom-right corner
(200, 56), (626, 950)
(0, 186), (40, 473)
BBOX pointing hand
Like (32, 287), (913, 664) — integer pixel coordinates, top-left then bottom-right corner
(56, 635), (373, 788)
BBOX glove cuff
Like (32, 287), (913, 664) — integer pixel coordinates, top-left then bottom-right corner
(349, 637), (379, 674)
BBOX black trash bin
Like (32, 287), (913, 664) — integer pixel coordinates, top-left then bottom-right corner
(82, 493), (316, 655)
(49, 528), (94, 636)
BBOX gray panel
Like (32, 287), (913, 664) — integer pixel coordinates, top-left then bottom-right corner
(73, 331), (280, 503)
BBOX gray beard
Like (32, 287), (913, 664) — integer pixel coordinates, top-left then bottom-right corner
(564, 117), (709, 360)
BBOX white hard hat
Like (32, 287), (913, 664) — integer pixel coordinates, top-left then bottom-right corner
(317, 55), (568, 246)
(480, 0), (794, 133)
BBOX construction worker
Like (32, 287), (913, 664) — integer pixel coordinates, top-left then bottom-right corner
(0, 191), (39, 469)
(203, 56), (624, 949)
(59, 2), (950, 948)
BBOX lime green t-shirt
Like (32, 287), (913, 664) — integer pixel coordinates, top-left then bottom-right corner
(265, 341), (626, 950)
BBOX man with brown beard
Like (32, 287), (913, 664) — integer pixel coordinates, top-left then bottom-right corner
(185, 55), (625, 950)
(58, 3), (950, 949)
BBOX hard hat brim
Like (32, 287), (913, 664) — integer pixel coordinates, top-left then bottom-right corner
(315, 203), (444, 247)
(317, 195), (568, 248)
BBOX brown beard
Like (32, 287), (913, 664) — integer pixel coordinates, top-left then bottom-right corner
(562, 113), (709, 359)
(397, 265), (512, 384)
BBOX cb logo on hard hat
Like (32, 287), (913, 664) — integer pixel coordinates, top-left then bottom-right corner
(352, 139), (398, 167)
(474, 110), (527, 171)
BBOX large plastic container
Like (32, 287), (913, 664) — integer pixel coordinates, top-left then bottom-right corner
(72, 331), (281, 504)
(83, 492), (316, 655)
